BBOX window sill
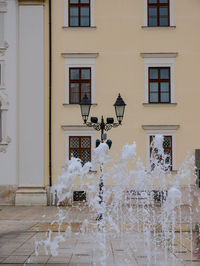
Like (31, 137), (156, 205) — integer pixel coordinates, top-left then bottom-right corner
(63, 26), (96, 30)
(143, 103), (177, 106)
(63, 103), (97, 106)
(141, 26), (176, 30)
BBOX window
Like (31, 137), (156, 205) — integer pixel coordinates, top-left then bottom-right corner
(69, 0), (90, 27)
(69, 136), (91, 164)
(63, 53), (98, 104)
(140, 53), (177, 104)
(149, 67), (170, 103)
(150, 135), (172, 170)
(142, 125), (179, 171)
(148, 0), (169, 27)
(69, 67), (91, 104)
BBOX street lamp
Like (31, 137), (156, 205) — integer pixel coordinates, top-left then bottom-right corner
(80, 93), (126, 221)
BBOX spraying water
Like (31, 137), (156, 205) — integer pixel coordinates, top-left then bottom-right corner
(34, 135), (199, 265)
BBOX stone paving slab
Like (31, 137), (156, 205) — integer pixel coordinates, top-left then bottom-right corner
(0, 206), (200, 265)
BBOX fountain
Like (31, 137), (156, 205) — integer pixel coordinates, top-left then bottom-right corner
(33, 135), (199, 265)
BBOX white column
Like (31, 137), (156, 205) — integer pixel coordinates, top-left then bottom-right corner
(16, 4), (46, 205)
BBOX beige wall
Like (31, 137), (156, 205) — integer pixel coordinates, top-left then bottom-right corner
(51, 0), (200, 185)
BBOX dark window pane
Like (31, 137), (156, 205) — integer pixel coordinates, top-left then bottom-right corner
(81, 69), (90, 79)
(160, 17), (169, 26)
(149, 6), (157, 16)
(160, 82), (169, 92)
(160, 6), (168, 16)
(149, 7), (158, 26)
(81, 83), (90, 92)
(81, 137), (90, 148)
(81, 91), (90, 102)
(159, 0), (168, 3)
(71, 150), (79, 158)
(70, 0), (78, 3)
(70, 83), (79, 103)
(150, 82), (158, 92)
(160, 68), (169, 79)
(70, 6), (78, 16)
(160, 92), (169, 102)
(80, 16), (90, 26)
(80, 0), (90, 3)
(70, 16), (79, 26)
(70, 137), (79, 148)
(149, 0), (157, 3)
(150, 93), (158, 102)
(81, 150), (90, 164)
(70, 69), (79, 80)
(163, 137), (171, 147)
(149, 68), (158, 79)
(81, 7), (89, 16)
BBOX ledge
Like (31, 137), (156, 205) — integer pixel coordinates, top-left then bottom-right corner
(61, 125), (95, 131)
(140, 52), (178, 58)
(63, 26), (96, 30)
(63, 103), (97, 106)
(142, 125), (180, 130)
(141, 26), (176, 30)
(61, 53), (99, 59)
(143, 103), (177, 106)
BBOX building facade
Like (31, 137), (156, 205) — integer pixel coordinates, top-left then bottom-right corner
(51, 0), (200, 203)
(0, 0), (49, 205)
(1, 0), (200, 205)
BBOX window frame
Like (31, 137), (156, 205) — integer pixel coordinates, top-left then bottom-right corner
(63, 54), (98, 105)
(69, 67), (91, 104)
(63, 126), (95, 163)
(141, 55), (176, 104)
(68, 0), (90, 27)
(65, 0), (95, 28)
(142, 125), (178, 171)
(148, 66), (171, 103)
(143, 0), (174, 27)
(148, 0), (170, 27)
(69, 135), (91, 164)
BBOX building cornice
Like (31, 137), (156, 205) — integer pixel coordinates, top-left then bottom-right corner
(142, 125), (180, 130)
(61, 53), (99, 59)
(140, 53), (178, 58)
(61, 125), (95, 132)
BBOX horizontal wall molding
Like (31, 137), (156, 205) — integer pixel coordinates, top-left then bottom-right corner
(62, 53), (99, 59)
(62, 125), (95, 132)
(140, 53), (178, 58)
(142, 125), (180, 130)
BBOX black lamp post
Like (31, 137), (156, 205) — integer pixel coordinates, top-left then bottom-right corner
(80, 93), (126, 221)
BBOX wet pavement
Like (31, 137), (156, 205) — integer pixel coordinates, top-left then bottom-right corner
(0, 206), (200, 265)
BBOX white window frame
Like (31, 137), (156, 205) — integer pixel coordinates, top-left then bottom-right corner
(143, 0), (174, 27)
(64, 0), (95, 27)
(0, 61), (5, 89)
(141, 53), (177, 104)
(142, 125), (179, 171)
(62, 126), (95, 163)
(62, 53), (98, 104)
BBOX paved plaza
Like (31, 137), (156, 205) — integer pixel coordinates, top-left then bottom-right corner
(0, 206), (200, 265)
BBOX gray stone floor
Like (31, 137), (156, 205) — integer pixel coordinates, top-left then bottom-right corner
(0, 206), (200, 265)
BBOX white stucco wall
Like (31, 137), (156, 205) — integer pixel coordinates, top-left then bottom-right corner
(0, 0), (18, 186)
(18, 5), (44, 187)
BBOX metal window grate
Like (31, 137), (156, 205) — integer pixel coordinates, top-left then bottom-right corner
(73, 191), (86, 202)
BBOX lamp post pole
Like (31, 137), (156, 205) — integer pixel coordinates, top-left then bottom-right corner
(80, 94), (126, 221)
